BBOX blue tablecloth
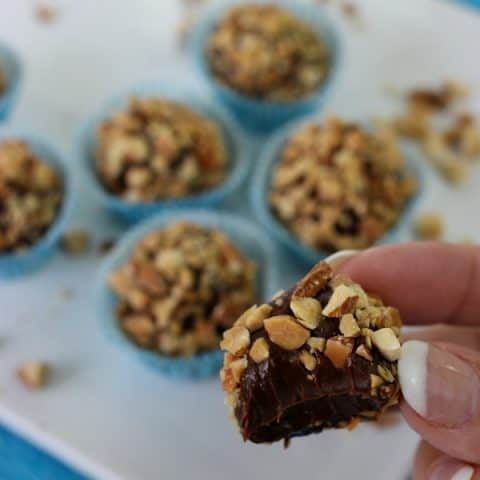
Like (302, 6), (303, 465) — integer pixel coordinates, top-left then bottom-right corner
(0, 424), (86, 480)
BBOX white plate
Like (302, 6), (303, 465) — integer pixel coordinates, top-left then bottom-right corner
(0, 0), (479, 478)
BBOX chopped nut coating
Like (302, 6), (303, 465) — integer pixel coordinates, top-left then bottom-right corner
(290, 296), (322, 329)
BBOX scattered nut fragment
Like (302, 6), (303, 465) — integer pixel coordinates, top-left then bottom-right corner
(220, 368), (236, 393)
(230, 358), (248, 383)
(290, 296), (322, 329)
(34, 3), (58, 23)
(391, 81), (478, 185)
(220, 326), (250, 356)
(17, 362), (49, 389)
(322, 285), (358, 317)
(264, 315), (310, 350)
(249, 338), (270, 363)
(324, 337), (353, 369)
(444, 113), (480, 157)
(123, 315), (155, 346)
(299, 350), (317, 371)
(361, 328), (373, 349)
(377, 364), (395, 383)
(413, 213), (444, 240)
(355, 344), (373, 361)
(58, 287), (74, 301)
(97, 238), (116, 255)
(243, 304), (272, 332)
(61, 229), (91, 255)
(370, 374), (384, 389)
(292, 262), (332, 298)
(340, 2), (364, 30)
(339, 313), (360, 337)
(272, 289), (285, 300)
(346, 417), (361, 431)
(371, 328), (401, 361)
(307, 337), (326, 352)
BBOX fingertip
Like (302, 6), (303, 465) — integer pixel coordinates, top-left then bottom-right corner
(338, 242), (479, 325)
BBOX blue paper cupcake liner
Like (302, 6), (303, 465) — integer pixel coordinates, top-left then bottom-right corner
(0, 42), (22, 122)
(251, 114), (426, 265)
(96, 209), (277, 380)
(0, 129), (75, 278)
(189, 0), (342, 133)
(76, 82), (251, 223)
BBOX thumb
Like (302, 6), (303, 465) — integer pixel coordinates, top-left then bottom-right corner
(398, 340), (480, 464)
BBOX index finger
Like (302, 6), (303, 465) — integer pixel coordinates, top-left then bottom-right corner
(339, 242), (480, 326)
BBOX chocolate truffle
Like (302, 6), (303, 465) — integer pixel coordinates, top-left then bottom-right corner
(95, 97), (227, 202)
(270, 116), (417, 253)
(0, 140), (62, 252)
(109, 221), (257, 357)
(206, 4), (330, 102)
(220, 261), (401, 444)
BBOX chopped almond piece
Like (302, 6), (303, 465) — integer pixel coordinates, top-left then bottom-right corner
(293, 262), (332, 298)
(355, 344), (373, 361)
(299, 350), (316, 371)
(370, 374), (383, 389)
(339, 313), (360, 337)
(322, 284), (358, 317)
(230, 358), (248, 383)
(249, 338), (270, 363)
(307, 337), (326, 352)
(290, 296), (322, 329)
(264, 315), (310, 350)
(242, 304), (272, 332)
(324, 337), (353, 368)
(220, 326), (250, 356)
(371, 328), (401, 361)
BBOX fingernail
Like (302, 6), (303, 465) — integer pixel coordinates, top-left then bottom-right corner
(325, 250), (359, 271)
(398, 340), (480, 427)
(428, 457), (474, 480)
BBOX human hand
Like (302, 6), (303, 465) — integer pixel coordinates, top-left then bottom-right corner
(337, 242), (480, 480)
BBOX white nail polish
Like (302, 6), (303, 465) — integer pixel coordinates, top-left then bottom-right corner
(325, 250), (358, 271)
(398, 340), (429, 416)
(451, 466), (474, 480)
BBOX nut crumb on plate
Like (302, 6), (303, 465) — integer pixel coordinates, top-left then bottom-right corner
(413, 212), (444, 240)
(61, 229), (91, 255)
(97, 238), (116, 255)
(17, 361), (49, 389)
(34, 3), (58, 23)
